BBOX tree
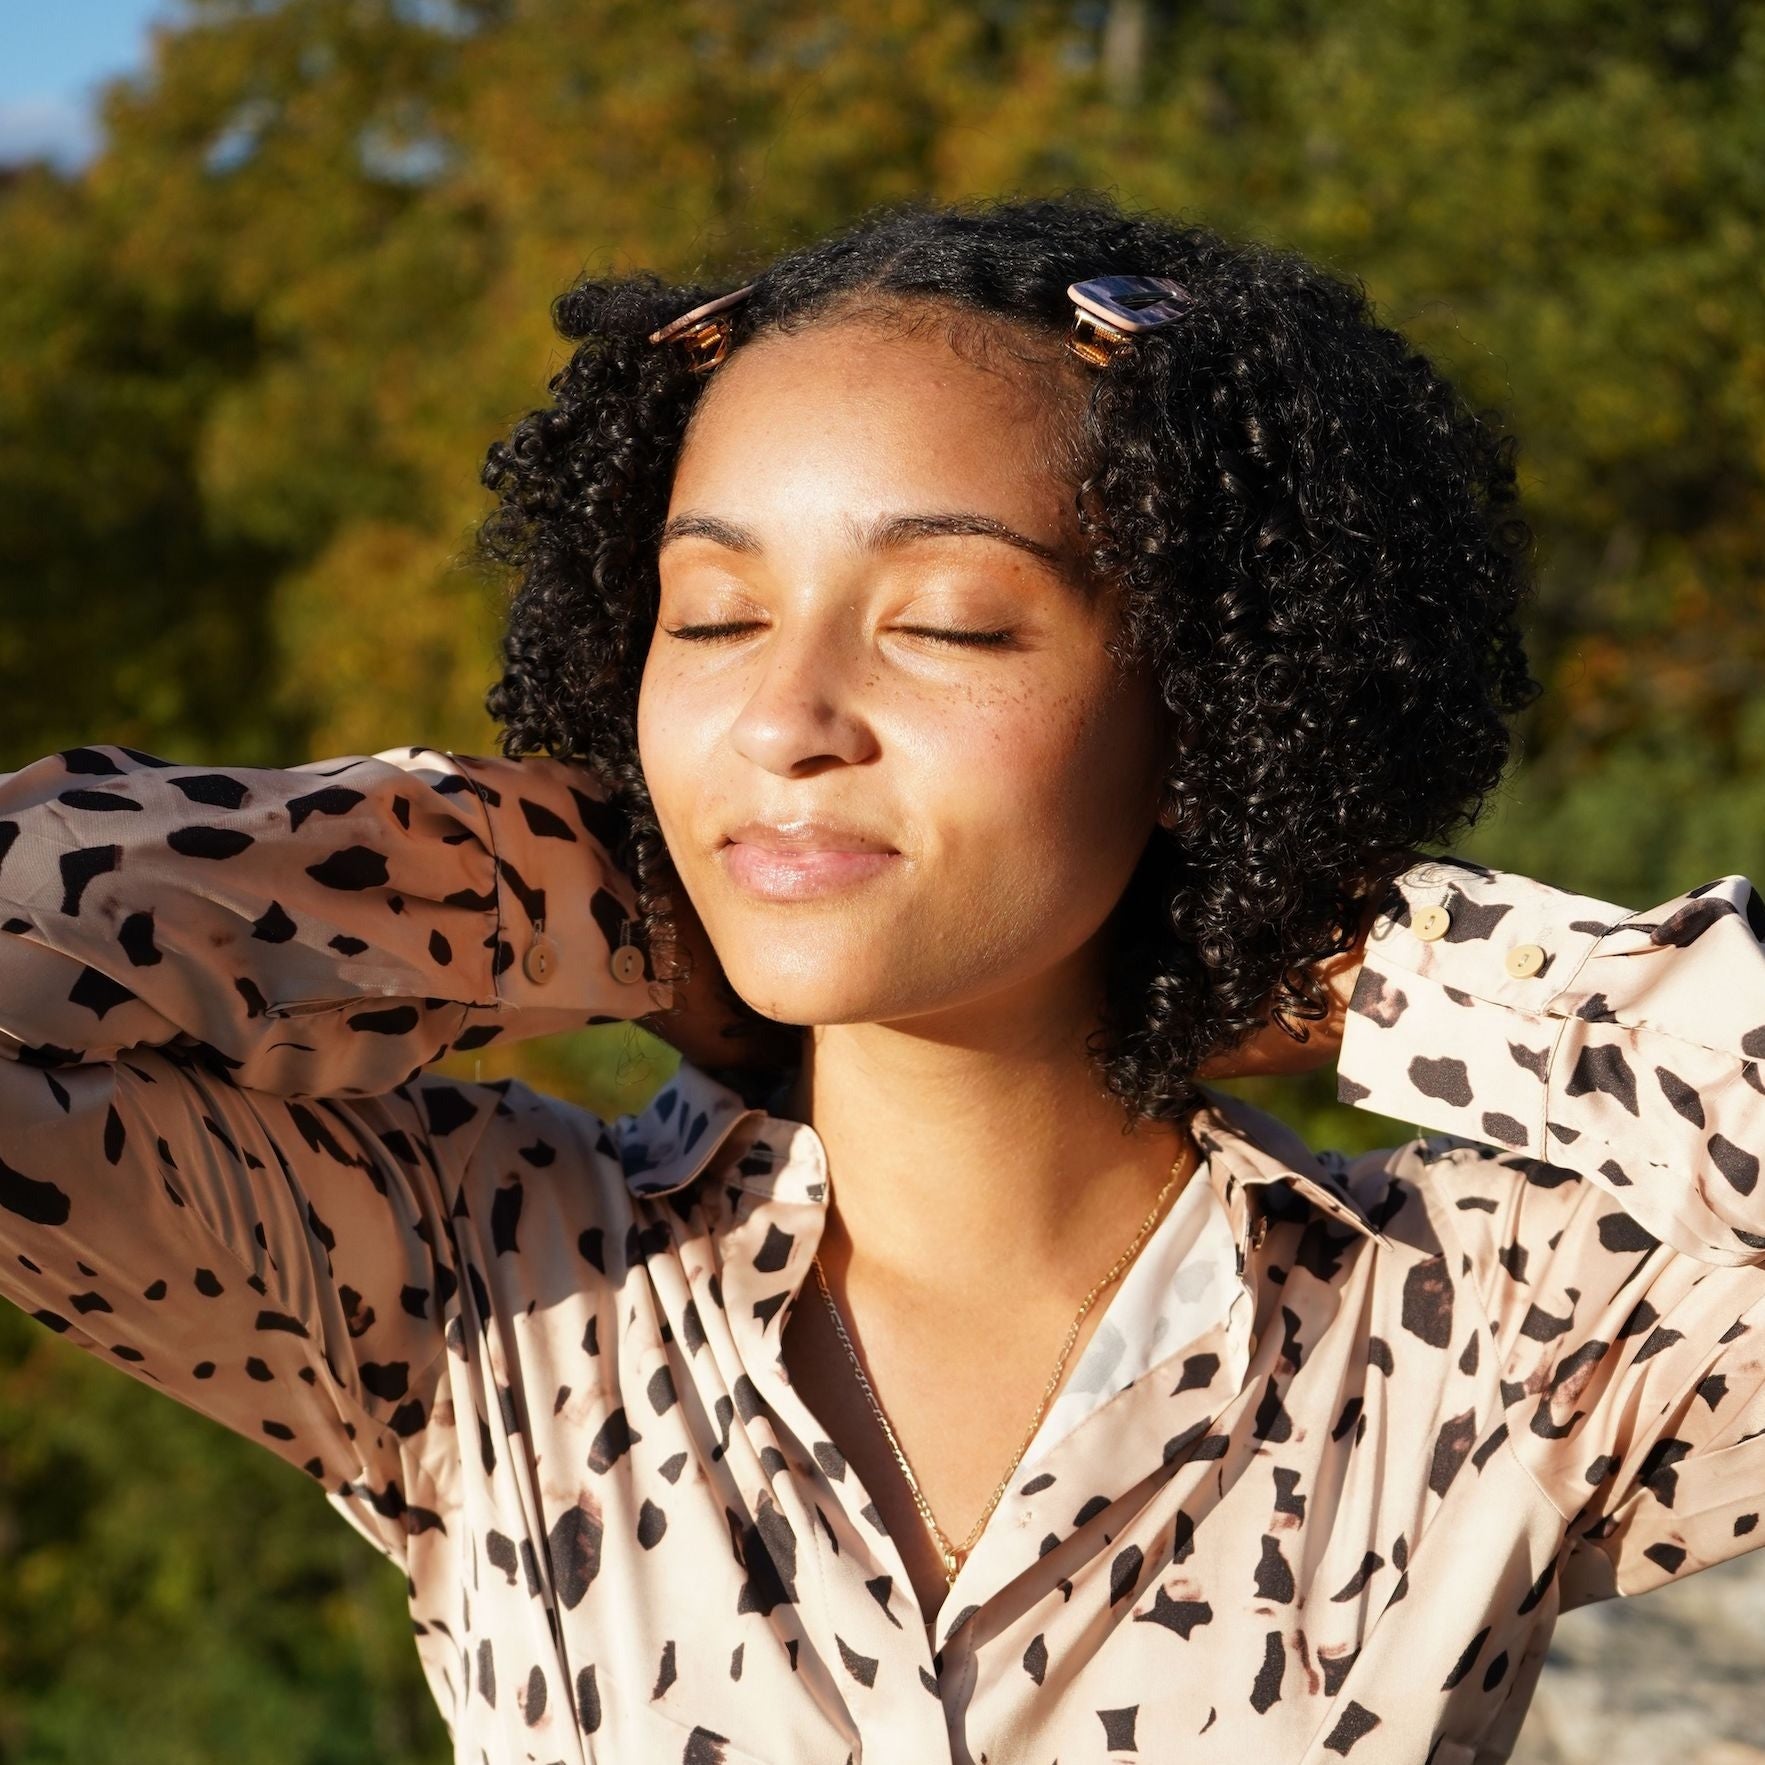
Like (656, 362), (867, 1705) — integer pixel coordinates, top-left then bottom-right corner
(2, 2), (1761, 1756)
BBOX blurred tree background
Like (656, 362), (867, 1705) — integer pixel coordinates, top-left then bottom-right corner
(0, 0), (1761, 1758)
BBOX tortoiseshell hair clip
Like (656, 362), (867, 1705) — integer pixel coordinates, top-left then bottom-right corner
(646, 283), (757, 373)
(1063, 274), (1194, 366)
(645, 273), (1193, 374)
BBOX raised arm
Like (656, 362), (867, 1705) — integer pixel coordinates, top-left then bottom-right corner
(1335, 854), (1765, 1600)
(1337, 853), (1765, 1266)
(0, 741), (663, 1564)
(0, 742), (669, 1095)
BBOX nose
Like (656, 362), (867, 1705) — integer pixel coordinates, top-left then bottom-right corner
(725, 618), (879, 777)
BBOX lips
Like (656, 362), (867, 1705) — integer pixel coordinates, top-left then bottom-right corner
(719, 841), (900, 901)
(722, 820), (898, 855)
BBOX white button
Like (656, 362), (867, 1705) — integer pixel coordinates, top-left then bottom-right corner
(1505, 943), (1547, 978)
(608, 943), (646, 984)
(1412, 905), (1452, 941)
(523, 933), (559, 984)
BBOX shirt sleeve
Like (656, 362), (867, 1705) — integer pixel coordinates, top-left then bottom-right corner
(0, 742), (664, 1565)
(1335, 855), (1765, 1599)
(0, 741), (669, 1094)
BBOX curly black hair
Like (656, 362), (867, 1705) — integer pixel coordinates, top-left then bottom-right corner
(474, 189), (1541, 1126)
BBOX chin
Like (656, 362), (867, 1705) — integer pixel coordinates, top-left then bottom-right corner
(726, 987), (871, 1029)
(721, 966), (904, 1030)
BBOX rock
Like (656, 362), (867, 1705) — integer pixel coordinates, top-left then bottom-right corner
(1508, 1549), (1765, 1764)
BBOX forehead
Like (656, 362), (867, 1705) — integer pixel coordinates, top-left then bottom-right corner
(671, 313), (1087, 511)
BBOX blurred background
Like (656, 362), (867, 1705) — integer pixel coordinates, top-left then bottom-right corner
(0, 1), (1761, 1759)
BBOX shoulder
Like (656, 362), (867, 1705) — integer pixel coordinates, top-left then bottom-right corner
(1337, 1129), (1662, 1279)
(1345, 1132), (1593, 1261)
(1336, 1131), (1765, 1367)
(397, 1069), (634, 1233)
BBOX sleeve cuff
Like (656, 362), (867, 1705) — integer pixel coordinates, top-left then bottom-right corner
(1337, 855), (1765, 1265)
(1336, 854), (1618, 1157)
(442, 751), (673, 1036)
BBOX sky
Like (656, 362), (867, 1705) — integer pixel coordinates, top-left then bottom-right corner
(1, 1), (188, 169)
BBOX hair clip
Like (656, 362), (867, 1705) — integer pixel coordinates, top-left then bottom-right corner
(647, 282), (757, 373)
(647, 275), (1190, 375)
(1065, 275), (1193, 367)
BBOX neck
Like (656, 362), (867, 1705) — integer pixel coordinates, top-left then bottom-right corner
(776, 958), (1202, 1319)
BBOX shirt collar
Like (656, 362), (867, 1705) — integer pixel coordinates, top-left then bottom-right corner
(611, 1058), (771, 1197)
(612, 1062), (1393, 1250)
(1184, 1082), (1396, 1252)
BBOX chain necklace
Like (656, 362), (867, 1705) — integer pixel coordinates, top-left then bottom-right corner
(809, 1138), (1195, 1605)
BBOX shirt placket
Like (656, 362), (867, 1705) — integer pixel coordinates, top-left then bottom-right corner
(712, 1158), (960, 1762)
(927, 1175), (1269, 1657)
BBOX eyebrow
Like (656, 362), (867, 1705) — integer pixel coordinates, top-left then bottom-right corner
(656, 509), (1068, 570)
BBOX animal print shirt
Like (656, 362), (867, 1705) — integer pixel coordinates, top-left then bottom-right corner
(1, 744), (1761, 1765)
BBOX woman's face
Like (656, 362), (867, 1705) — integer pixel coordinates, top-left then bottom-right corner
(637, 312), (1171, 1035)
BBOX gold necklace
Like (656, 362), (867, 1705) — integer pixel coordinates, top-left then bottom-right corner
(810, 1138), (1194, 1597)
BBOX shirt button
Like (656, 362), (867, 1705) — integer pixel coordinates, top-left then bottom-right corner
(1411, 905), (1452, 941)
(1505, 943), (1547, 978)
(608, 942), (647, 984)
(523, 933), (559, 984)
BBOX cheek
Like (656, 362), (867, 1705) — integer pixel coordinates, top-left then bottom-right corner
(934, 678), (1148, 856)
(635, 671), (703, 823)
(919, 685), (1152, 938)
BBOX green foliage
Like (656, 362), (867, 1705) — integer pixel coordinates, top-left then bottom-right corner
(1, 1), (1761, 1756)
(0, 1299), (446, 1762)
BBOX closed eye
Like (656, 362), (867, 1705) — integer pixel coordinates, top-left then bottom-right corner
(663, 621), (1015, 648)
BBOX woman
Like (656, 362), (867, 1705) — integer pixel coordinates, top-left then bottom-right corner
(0, 192), (1759, 1764)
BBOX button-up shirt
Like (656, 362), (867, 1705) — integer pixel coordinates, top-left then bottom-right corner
(0, 745), (1760, 1765)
